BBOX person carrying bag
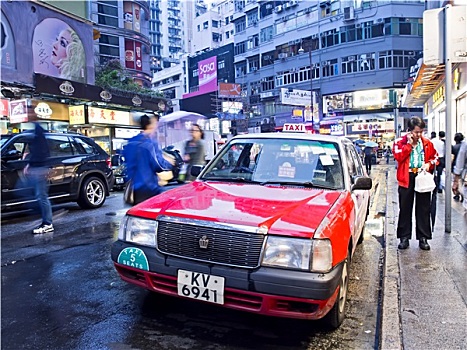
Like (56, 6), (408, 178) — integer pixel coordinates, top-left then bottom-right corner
(393, 117), (438, 251)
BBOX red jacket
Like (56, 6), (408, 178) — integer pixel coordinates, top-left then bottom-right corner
(393, 135), (438, 188)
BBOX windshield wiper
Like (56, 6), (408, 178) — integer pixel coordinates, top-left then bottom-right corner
(259, 180), (332, 189)
(202, 176), (259, 183)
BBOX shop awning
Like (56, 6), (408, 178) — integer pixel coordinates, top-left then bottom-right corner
(404, 63), (445, 107)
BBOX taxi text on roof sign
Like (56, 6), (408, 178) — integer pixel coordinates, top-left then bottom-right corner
(283, 123), (306, 132)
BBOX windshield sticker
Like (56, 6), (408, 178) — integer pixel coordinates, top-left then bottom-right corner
(313, 170), (327, 182)
(311, 146), (325, 154)
(278, 162), (296, 178)
(280, 144), (292, 151)
(319, 154), (334, 166)
(322, 144), (338, 155)
(117, 247), (149, 271)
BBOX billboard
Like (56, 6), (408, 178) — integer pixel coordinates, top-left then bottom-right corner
(32, 18), (86, 83)
(9, 99), (28, 124)
(198, 56), (218, 94)
(281, 88), (315, 106)
(125, 39), (142, 71)
(219, 83), (241, 97)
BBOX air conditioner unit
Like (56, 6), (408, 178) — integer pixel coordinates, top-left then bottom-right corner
(290, 0), (299, 7)
(251, 19), (258, 26)
(261, 78), (268, 82)
(322, 61), (329, 66)
(263, 55), (271, 60)
(343, 6), (355, 21)
(284, 3), (291, 9)
(278, 53), (288, 59)
(356, 23), (362, 28)
(281, 16), (288, 22)
(376, 18), (383, 23)
(305, 8), (312, 14)
(311, 34), (318, 39)
(251, 67), (258, 72)
(348, 55), (355, 61)
(275, 5), (283, 13)
(266, 4), (273, 9)
(294, 39), (301, 44)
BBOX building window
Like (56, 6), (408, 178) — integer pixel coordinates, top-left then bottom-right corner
(235, 20), (246, 33)
(261, 76), (275, 92)
(322, 59), (338, 77)
(341, 55), (358, 74)
(203, 21), (209, 29)
(260, 26), (274, 43)
(98, 15), (118, 27)
(212, 20), (219, 28)
(357, 53), (375, 71)
(234, 41), (247, 55)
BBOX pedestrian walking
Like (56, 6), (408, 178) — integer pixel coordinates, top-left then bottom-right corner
(363, 145), (373, 175)
(123, 114), (174, 205)
(384, 145), (391, 164)
(431, 131), (446, 193)
(452, 137), (467, 208)
(452, 133), (464, 201)
(393, 117), (438, 250)
(183, 123), (206, 182)
(24, 123), (54, 234)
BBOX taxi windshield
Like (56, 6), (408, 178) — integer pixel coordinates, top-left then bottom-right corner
(201, 138), (344, 189)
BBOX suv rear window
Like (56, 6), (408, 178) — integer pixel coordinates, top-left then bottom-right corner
(47, 135), (75, 157)
(74, 137), (97, 155)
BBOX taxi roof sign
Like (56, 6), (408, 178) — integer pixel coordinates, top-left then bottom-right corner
(283, 123), (306, 132)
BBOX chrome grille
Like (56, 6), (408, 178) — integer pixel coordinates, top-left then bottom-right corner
(156, 220), (265, 268)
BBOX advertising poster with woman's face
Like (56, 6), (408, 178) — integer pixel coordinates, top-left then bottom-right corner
(32, 18), (86, 83)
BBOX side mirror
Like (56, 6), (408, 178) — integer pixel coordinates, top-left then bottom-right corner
(2, 149), (22, 161)
(190, 165), (204, 177)
(352, 176), (372, 191)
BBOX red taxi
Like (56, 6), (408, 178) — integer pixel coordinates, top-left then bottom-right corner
(111, 132), (372, 328)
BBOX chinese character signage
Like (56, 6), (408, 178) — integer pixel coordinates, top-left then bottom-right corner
(88, 107), (130, 125)
(69, 105), (85, 124)
(281, 88), (314, 107)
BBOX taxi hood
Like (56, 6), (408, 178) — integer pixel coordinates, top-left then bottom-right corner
(128, 181), (343, 237)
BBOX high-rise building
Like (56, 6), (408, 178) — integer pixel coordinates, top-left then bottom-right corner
(90, 0), (152, 87)
(230, 0), (425, 138)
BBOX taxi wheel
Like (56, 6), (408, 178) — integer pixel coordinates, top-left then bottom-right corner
(324, 258), (349, 329)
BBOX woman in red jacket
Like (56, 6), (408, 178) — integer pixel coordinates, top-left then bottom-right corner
(392, 117), (438, 250)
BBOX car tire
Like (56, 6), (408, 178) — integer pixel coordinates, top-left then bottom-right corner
(323, 258), (349, 329)
(77, 176), (106, 209)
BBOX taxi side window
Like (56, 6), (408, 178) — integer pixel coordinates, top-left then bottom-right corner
(344, 144), (358, 183)
(349, 145), (364, 177)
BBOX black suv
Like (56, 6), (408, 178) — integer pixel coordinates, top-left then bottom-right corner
(1, 132), (113, 211)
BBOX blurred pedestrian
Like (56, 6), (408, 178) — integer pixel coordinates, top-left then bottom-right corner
(452, 133), (464, 201)
(363, 145), (373, 175)
(431, 131), (445, 193)
(24, 123), (53, 234)
(184, 123), (206, 182)
(384, 145), (391, 164)
(393, 117), (438, 250)
(452, 137), (467, 207)
(123, 114), (174, 205)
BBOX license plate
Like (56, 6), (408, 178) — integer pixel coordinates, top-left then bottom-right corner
(116, 178), (124, 184)
(177, 269), (225, 304)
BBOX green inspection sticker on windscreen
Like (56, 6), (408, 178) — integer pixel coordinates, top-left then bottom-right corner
(117, 247), (149, 271)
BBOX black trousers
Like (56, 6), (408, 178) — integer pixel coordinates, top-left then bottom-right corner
(364, 155), (372, 173)
(397, 172), (432, 240)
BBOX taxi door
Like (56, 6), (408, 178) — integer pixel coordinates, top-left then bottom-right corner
(343, 144), (368, 249)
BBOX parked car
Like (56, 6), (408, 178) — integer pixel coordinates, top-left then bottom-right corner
(1, 131), (113, 211)
(111, 132), (372, 328)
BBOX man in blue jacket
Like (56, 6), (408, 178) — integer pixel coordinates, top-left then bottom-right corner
(25, 123), (53, 234)
(123, 114), (174, 205)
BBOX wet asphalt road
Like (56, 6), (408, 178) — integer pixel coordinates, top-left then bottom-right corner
(1, 170), (387, 350)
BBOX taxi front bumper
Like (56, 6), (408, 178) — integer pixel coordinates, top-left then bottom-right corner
(111, 240), (344, 319)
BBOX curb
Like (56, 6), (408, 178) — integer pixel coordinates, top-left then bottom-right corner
(380, 167), (403, 350)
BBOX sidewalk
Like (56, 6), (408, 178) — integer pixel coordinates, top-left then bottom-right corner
(381, 165), (467, 350)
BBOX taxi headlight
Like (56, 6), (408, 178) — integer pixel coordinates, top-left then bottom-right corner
(118, 216), (157, 247)
(261, 236), (332, 272)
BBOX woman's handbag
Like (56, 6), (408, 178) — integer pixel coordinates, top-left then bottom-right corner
(123, 179), (134, 205)
(415, 170), (436, 193)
